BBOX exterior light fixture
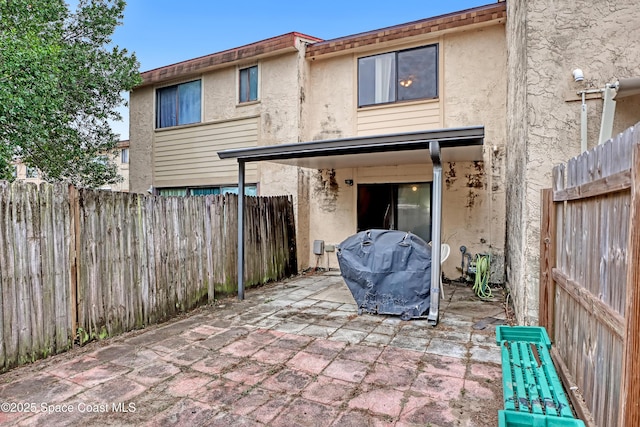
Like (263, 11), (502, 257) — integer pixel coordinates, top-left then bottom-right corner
(344, 179), (354, 186)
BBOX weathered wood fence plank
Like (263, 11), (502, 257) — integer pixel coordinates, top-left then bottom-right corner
(620, 139), (640, 427)
(539, 188), (555, 339)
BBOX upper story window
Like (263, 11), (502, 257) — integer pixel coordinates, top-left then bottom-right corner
(239, 65), (258, 103)
(357, 44), (438, 107)
(120, 148), (129, 164)
(156, 80), (201, 128)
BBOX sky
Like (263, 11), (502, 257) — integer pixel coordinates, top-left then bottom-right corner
(101, 0), (495, 139)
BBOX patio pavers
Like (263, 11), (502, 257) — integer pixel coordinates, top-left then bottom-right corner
(0, 273), (506, 426)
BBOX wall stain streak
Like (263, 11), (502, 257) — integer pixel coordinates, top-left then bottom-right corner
(314, 108), (343, 141)
(465, 161), (486, 189)
(445, 162), (457, 190)
(314, 168), (339, 212)
(466, 190), (480, 208)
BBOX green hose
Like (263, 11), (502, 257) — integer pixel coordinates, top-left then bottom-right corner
(473, 254), (492, 299)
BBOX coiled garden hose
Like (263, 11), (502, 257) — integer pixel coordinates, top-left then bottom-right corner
(473, 254), (492, 299)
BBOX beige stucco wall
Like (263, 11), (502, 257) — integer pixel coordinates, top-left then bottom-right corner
(305, 55), (354, 141)
(129, 85), (154, 194)
(506, 0), (640, 324)
(252, 43), (312, 268)
(300, 24), (508, 277)
(442, 24), (507, 283)
(505, 0), (528, 324)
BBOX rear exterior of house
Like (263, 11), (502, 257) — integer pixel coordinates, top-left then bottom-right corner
(129, 4), (508, 284)
(297, 4), (507, 280)
(129, 32), (321, 199)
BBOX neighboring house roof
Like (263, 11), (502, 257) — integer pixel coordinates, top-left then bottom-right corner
(306, 2), (506, 59)
(116, 140), (129, 149)
(137, 32), (322, 87)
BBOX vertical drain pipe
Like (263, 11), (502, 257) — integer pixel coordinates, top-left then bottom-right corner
(581, 91), (588, 153)
(577, 88), (606, 151)
(428, 141), (442, 326)
(238, 160), (246, 300)
(599, 84), (617, 145)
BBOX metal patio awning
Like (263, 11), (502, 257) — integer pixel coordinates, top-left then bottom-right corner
(218, 126), (484, 168)
(217, 126), (485, 325)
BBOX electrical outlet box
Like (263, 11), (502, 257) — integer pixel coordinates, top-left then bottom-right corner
(313, 240), (325, 255)
(325, 244), (335, 252)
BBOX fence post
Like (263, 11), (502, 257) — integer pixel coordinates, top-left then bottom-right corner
(620, 142), (640, 427)
(68, 185), (80, 339)
(539, 188), (556, 340)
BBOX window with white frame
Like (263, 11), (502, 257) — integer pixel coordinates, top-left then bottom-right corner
(358, 44), (438, 107)
(121, 148), (129, 164)
(156, 80), (202, 128)
(238, 65), (258, 103)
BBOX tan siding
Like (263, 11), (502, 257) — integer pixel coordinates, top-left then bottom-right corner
(154, 117), (258, 187)
(356, 101), (441, 135)
(357, 164), (432, 182)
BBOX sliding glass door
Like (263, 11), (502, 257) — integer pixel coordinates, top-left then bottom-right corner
(357, 182), (432, 242)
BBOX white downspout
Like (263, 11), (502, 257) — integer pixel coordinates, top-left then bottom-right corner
(427, 140), (442, 326)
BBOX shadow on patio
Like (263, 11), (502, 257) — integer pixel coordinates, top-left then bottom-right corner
(0, 272), (507, 426)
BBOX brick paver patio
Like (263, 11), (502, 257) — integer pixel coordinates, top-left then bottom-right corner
(0, 272), (506, 426)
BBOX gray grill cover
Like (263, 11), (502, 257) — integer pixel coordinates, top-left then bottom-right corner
(337, 229), (432, 320)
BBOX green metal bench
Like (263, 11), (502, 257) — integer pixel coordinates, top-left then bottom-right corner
(496, 326), (585, 427)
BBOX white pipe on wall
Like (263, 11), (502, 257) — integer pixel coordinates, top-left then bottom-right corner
(581, 91), (588, 153)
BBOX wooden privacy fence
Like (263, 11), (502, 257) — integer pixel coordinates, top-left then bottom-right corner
(539, 123), (640, 427)
(0, 182), (297, 371)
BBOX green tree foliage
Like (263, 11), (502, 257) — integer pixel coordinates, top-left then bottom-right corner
(0, 0), (141, 187)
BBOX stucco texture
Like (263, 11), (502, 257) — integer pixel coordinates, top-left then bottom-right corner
(129, 85), (154, 194)
(506, 0), (640, 324)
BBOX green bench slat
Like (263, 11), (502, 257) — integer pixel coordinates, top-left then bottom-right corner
(510, 342), (533, 412)
(500, 340), (518, 412)
(530, 343), (559, 417)
(518, 341), (545, 415)
(538, 344), (574, 418)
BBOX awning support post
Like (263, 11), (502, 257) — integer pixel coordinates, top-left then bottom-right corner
(428, 140), (442, 326)
(237, 160), (245, 300)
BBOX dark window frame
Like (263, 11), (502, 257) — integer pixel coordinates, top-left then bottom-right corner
(155, 79), (202, 129)
(238, 65), (259, 103)
(357, 44), (439, 108)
